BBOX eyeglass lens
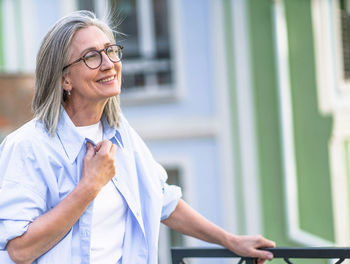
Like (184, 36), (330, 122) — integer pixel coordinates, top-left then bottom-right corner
(84, 46), (122, 69)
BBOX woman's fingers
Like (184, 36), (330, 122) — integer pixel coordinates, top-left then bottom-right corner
(96, 140), (112, 153)
(82, 140), (117, 188)
(85, 142), (95, 158)
(110, 143), (117, 156)
(251, 248), (273, 261)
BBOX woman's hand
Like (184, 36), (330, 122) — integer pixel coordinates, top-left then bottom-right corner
(81, 141), (117, 195)
(222, 234), (275, 264)
(6, 141), (118, 263)
(162, 200), (275, 264)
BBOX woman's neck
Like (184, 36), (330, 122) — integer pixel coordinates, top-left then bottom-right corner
(63, 100), (107, 126)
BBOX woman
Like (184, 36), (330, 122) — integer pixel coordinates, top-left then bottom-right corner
(0, 11), (275, 264)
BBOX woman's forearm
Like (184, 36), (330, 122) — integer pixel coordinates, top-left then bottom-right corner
(6, 181), (98, 264)
(161, 199), (229, 245)
(6, 141), (117, 263)
(162, 199), (275, 261)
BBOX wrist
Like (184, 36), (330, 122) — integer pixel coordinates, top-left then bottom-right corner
(75, 179), (100, 200)
(221, 232), (239, 251)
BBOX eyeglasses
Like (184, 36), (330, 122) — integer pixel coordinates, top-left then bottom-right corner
(62, 44), (123, 71)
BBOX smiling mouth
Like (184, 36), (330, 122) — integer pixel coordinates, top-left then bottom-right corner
(98, 76), (115, 83)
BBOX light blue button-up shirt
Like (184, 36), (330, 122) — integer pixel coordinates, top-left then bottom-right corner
(0, 107), (182, 263)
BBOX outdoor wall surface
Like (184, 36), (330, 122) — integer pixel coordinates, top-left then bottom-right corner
(0, 1), (349, 263)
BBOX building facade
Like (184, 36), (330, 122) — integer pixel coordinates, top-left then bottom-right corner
(1, 0), (350, 263)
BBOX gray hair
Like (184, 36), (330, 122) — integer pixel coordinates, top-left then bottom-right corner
(32, 10), (121, 136)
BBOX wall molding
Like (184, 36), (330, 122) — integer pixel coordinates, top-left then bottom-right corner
(129, 117), (219, 141)
(230, 0), (263, 235)
(156, 156), (196, 263)
(312, 0), (350, 246)
(210, 0), (238, 235)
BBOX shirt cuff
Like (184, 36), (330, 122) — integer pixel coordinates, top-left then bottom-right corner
(161, 184), (182, 220)
(0, 220), (30, 250)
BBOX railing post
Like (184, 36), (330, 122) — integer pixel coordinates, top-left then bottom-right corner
(244, 258), (256, 264)
(171, 251), (182, 264)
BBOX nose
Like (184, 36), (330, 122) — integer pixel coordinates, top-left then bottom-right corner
(99, 51), (114, 70)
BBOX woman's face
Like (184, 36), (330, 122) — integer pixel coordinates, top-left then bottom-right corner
(63, 26), (122, 108)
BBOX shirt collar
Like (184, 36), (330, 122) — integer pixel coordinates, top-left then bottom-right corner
(56, 106), (123, 163)
(101, 113), (124, 148)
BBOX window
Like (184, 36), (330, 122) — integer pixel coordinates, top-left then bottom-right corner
(164, 168), (185, 246)
(77, 0), (179, 104)
(78, 0), (94, 11)
(158, 167), (186, 264)
(112, 0), (177, 103)
(312, 0), (350, 111)
(332, 0), (350, 93)
(340, 0), (350, 80)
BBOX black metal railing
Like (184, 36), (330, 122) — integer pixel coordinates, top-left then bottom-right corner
(171, 247), (350, 264)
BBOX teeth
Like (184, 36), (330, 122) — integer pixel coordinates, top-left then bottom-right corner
(98, 76), (114, 83)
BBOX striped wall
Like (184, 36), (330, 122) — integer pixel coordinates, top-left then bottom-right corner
(241, 0), (335, 249)
(215, 0), (341, 253)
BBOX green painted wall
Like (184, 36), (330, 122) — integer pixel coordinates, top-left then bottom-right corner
(246, 0), (293, 246)
(244, 0), (334, 247)
(284, 0), (334, 242)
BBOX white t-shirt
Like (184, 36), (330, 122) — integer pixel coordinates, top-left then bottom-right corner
(75, 121), (127, 264)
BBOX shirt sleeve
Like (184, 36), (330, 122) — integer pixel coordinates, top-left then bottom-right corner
(155, 162), (182, 220)
(0, 138), (47, 250)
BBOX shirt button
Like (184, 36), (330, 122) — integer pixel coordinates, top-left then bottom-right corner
(81, 229), (89, 237)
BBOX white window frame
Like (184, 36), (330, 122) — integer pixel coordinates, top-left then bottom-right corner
(312, 0), (350, 113)
(155, 156), (196, 264)
(62, 0), (185, 105)
(312, 0), (350, 246)
(333, 0), (350, 92)
(119, 0), (185, 105)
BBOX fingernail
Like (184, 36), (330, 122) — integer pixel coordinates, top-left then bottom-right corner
(267, 253), (273, 260)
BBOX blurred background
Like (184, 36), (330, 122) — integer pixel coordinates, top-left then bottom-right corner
(1, 0), (350, 263)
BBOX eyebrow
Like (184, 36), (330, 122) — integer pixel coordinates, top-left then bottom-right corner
(79, 42), (112, 56)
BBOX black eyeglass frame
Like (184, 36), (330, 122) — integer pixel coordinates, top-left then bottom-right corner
(62, 44), (123, 71)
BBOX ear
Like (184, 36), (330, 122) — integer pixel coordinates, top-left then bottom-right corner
(62, 74), (72, 91)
